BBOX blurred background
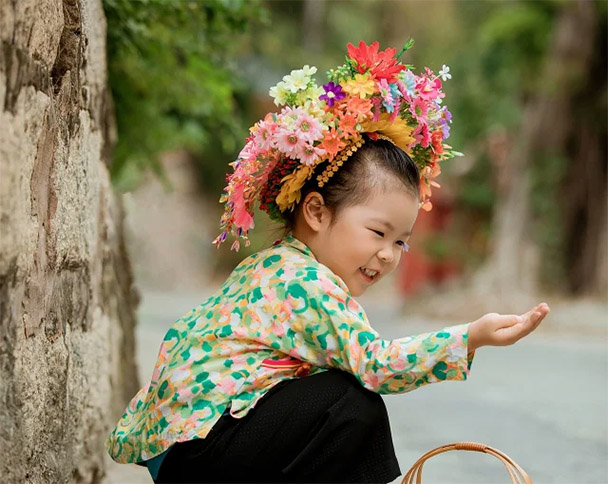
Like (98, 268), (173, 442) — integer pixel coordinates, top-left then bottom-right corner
(101, 1), (607, 483)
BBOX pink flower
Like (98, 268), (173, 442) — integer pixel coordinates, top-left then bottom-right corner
(370, 97), (382, 121)
(415, 76), (442, 101)
(253, 119), (276, 150)
(299, 143), (326, 165)
(275, 128), (307, 158)
(413, 123), (430, 148)
(232, 184), (255, 231)
(409, 97), (428, 122)
(295, 113), (323, 142)
(390, 98), (402, 121)
(236, 139), (256, 161)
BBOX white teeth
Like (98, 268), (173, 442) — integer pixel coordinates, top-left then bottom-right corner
(361, 268), (377, 277)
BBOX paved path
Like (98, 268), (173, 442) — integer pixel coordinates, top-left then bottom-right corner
(105, 289), (608, 484)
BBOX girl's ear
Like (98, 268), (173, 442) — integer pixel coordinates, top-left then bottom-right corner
(301, 192), (330, 232)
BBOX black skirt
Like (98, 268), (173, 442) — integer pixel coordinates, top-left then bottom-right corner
(154, 368), (401, 483)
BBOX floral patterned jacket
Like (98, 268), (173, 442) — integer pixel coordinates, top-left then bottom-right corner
(106, 235), (476, 464)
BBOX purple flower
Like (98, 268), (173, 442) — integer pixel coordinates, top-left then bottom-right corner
(319, 82), (345, 107)
(441, 106), (452, 123)
(439, 118), (451, 139)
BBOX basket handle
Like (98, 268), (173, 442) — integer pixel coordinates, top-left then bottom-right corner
(401, 442), (533, 484)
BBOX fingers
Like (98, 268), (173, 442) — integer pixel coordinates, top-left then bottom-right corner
(494, 302), (551, 345)
(519, 302), (550, 336)
(528, 302), (550, 323)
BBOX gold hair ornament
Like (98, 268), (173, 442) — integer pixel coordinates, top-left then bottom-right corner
(374, 133), (396, 145)
(213, 40), (462, 252)
(317, 137), (366, 188)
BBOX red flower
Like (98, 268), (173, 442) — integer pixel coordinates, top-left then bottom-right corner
(347, 41), (406, 82)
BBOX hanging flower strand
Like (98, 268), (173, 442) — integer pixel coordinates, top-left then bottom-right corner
(214, 40), (462, 251)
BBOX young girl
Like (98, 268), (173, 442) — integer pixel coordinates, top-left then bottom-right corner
(106, 41), (550, 483)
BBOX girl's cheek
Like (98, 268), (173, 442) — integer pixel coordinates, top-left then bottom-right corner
(392, 253), (402, 270)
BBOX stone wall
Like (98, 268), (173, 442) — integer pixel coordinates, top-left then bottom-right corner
(0, 0), (139, 482)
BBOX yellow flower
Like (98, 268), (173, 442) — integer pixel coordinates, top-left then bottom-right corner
(341, 73), (376, 99)
(361, 113), (415, 153)
(276, 165), (314, 211)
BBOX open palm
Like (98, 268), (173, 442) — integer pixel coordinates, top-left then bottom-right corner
(469, 303), (550, 350)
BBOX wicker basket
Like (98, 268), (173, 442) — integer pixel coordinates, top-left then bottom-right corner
(401, 442), (533, 484)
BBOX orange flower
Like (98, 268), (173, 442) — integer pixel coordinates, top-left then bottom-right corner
(419, 177), (440, 211)
(431, 130), (444, 154)
(318, 128), (345, 160)
(338, 113), (358, 138)
(343, 96), (373, 121)
(426, 162), (441, 179)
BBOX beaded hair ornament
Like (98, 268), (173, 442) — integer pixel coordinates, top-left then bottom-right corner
(213, 40), (461, 251)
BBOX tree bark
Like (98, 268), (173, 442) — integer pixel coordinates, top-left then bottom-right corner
(560, 2), (607, 296)
(473, 0), (605, 302)
(0, 0), (139, 482)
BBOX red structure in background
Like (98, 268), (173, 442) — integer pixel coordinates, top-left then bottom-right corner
(397, 188), (462, 297)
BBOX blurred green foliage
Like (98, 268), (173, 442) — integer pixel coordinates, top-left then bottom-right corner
(103, 0), (267, 191)
(448, 1), (559, 273)
(237, 0), (561, 274)
(102, 0), (603, 289)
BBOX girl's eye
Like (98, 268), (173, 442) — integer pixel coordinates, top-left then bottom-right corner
(372, 229), (410, 252)
(397, 241), (410, 252)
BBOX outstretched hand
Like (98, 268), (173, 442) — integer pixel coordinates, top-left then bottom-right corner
(468, 302), (550, 351)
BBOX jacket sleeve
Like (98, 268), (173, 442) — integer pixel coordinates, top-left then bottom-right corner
(254, 267), (476, 395)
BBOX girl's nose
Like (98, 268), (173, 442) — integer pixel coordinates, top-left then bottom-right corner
(377, 247), (393, 264)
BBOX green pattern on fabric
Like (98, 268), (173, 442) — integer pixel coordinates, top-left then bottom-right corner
(106, 235), (475, 465)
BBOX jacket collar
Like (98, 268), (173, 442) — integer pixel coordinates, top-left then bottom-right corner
(278, 234), (317, 261)
(278, 234), (354, 296)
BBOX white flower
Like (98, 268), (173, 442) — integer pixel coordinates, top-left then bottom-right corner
(283, 67), (313, 93)
(302, 99), (326, 119)
(269, 81), (289, 106)
(307, 83), (324, 100)
(295, 90), (310, 105)
(438, 64), (451, 81)
(300, 65), (317, 77)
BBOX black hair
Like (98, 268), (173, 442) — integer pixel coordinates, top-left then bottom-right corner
(279, 135), (420, 236)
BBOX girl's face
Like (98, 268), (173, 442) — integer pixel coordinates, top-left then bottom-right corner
(300, 186), (419, 297)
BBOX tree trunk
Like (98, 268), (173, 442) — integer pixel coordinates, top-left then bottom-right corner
(473, 0), (604, 303)
(560, 1), (607, 296)
(302, 0), (325, 54)
(0, 0), (139, 482)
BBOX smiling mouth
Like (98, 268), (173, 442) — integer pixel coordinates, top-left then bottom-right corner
(359, 268), (378, 283)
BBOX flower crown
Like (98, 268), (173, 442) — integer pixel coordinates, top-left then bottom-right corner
(213, 40), (461, 251)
